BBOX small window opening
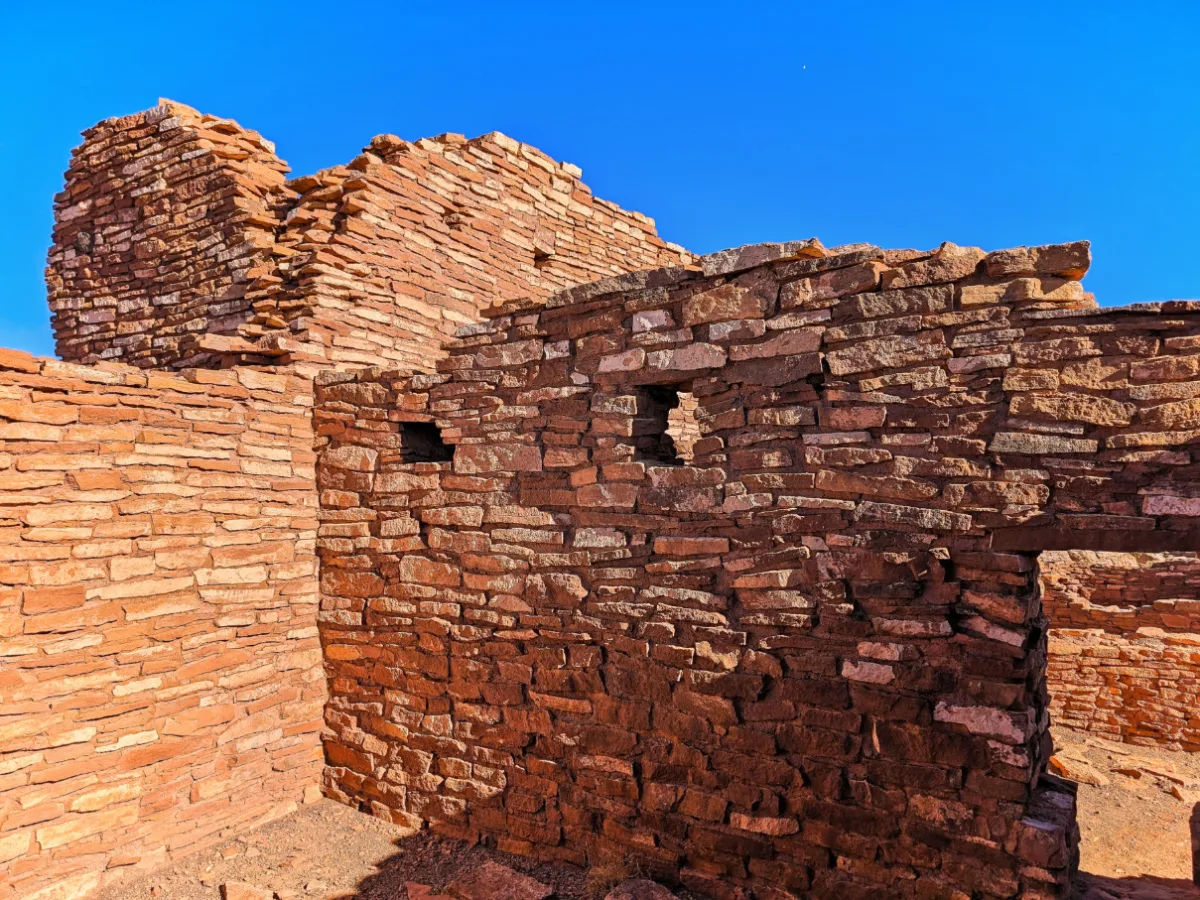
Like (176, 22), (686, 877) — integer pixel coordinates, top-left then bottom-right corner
(532, 228), (555, 270)
(442, 200), (470, 232)
(633, 386), (698, 465)
(399, 421), (453, 463)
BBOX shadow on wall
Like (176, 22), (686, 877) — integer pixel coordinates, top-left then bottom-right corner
(326, 825), (1200, 900)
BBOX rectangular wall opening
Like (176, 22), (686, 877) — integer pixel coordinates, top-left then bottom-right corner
(399, 421), (453, 463)
(633, 385), (697, 465)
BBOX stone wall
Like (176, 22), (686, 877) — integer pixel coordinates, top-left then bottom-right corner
(31, 96), (1200, 900)
(47, 102), (692, 375)
(310, 236), (1200, 900)
(235, 129), (693, 374)
(1042, 551), (1200, 749)
(0, 350), (325, 900)
(45, 102), (291, 370)
(20, 98), (695, 900)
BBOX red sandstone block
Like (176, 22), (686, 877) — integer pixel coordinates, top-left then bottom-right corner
(0, 349), (39, 374)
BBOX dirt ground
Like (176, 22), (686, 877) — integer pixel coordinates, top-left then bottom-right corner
(94, 800), (694, 900)
(1056, 726), (1200, 900)
(95, 728), (1200, 900)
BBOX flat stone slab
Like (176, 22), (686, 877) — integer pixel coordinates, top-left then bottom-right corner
(445, 861), (552, 900)
(605, 880), (680, 900)
(221, 884), (273, 900)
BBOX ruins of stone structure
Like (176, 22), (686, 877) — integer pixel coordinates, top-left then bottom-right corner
(0, 358), (325, 900)
(5, 99), (690, 900)
(46, 101), (690, 374)
(3, 100), (1199, 900)
(1043, 550), (1200, 748)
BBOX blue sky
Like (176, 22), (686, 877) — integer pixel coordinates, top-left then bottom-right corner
(2, 1), (1197, 357)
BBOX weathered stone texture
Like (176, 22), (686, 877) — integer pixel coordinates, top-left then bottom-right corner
(0, 351), (324, 900)
(45, 102), (292, 371)
(1042, 550), (1200, 750)
(47, 102), (692, 375)
(308, 237), (1200, 899)
(27, 97), (1200, 900)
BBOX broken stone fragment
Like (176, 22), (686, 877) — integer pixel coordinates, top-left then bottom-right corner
(445, 861), (552, 900)
(221, 884), (274, 900)
(1047, 754), (1109, 786)
(604, 879), (680, 900)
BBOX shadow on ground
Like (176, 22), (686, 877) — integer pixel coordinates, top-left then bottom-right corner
(1075, 873), (1200, 900)
(343, 831), (621, 900)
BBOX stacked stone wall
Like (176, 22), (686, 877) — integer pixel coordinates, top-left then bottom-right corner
(1041, 550), (1200, 749)
(309, 237), (1200, 899)
(0, 350), (325, 900)
(47, 102), (693, 375)
(238, 130), (693, 373)
(29, 97), (1200, 900)
(46, 102), (291, 369)
(17, 99), (693, 900)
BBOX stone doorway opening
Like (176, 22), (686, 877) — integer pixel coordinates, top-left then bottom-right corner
(1037, 550), (1200, 897)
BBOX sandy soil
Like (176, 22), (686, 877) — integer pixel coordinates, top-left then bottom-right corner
(96, 728), (1200, 900)
(1055, 726), (1200, 900)
(94, 800), (693, 900)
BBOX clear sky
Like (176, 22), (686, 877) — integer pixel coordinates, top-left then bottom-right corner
(2, 1), (1197, 357)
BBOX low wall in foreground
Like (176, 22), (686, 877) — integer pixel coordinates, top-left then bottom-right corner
(0, 351), (325, 900)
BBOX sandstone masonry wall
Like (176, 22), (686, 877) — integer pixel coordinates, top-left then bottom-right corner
(235, 130), (693, 374)
(1041, 551), (1200, 749)
(34, 98), (1200, 900)
(48, 102), (692, 375)
(21, 100), (693, 900)
(309, 237), (1200, 900)
(0, 350), (325, 900)
(46, 103), (291, 369)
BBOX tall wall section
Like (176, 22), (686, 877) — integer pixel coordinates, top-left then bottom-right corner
(14, 100), (696, 900)
(45, 102), (292, 369)
(237, 130), (694, 373)
(1041, 551), (1200, 749)
(305, 237), (1200, 900)
(0, 350), (325, 900)
(48, 102), (693, 375)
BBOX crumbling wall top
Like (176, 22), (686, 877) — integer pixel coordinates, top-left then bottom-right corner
(46, 101), (692, 374)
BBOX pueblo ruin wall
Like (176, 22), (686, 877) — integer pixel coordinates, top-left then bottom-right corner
(5, 98), (1200, 900)
(313, 238), (1200, 899)
(0, 355), (324, 900)
(46, 101), (691, 374)
(6, 101), (687, 900)
(1042, 550), (1200, 749)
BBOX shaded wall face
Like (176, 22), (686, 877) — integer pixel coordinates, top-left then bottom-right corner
(0, 353), (325, 900)
(1041, 551), (1200, 749)
(310, 239), (1200, 899)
